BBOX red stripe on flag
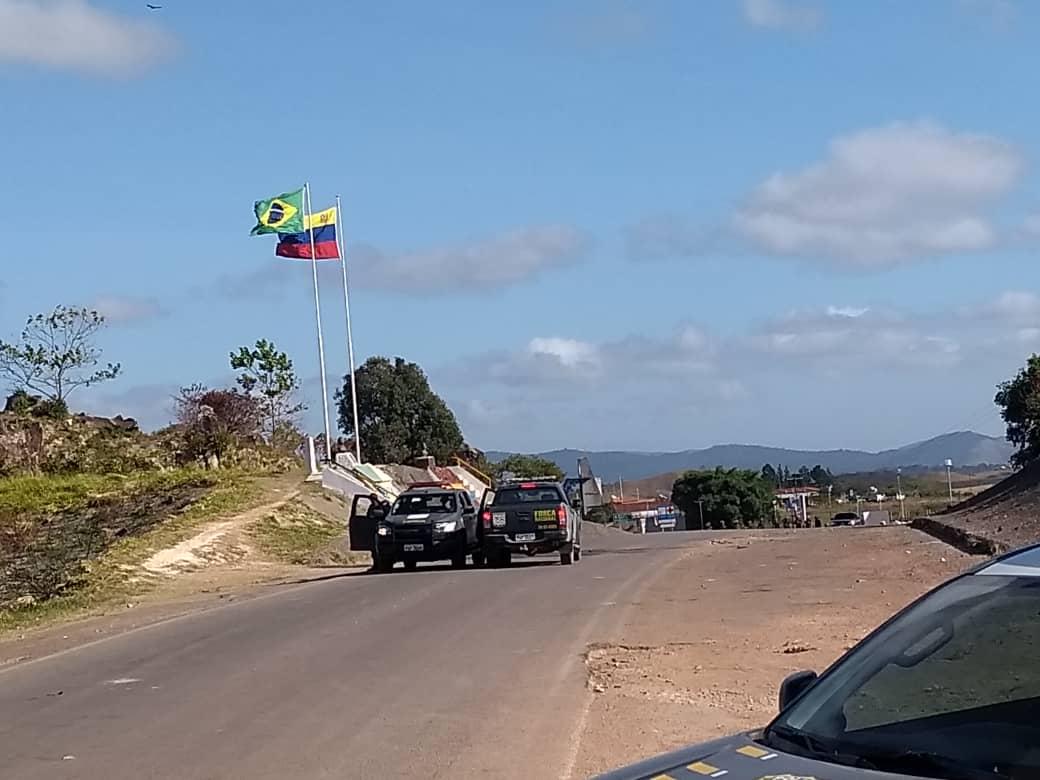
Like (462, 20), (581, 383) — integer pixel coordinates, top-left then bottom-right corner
(276, 241), (340, 260)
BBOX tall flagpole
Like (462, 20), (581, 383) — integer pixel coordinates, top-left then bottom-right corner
(304, 182), (333, 461)
(335, 194), (362, 464)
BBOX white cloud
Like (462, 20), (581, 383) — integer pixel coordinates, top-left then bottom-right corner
(458, 323), (725, 395)
(741, 0), (822, 32)
(349, 225), (589, 294)
(527, 337), (601, 370)
(439, 292), (1040, 450)
(89, 294), (165, 325)
(734, 121), (1023, 266)
(826, 305), (869, 319)
(0, 0), (175, 76)
(748, 306), (963, 368)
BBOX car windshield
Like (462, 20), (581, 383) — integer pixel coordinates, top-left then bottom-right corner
(766, 573), (1040, 779)
(492, 486), (563, 505)
(391, 493), (457, 515)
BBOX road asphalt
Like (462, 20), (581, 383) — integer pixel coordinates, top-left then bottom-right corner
(0, 527), (713, 779)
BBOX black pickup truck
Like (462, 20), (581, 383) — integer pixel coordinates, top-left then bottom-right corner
(349, 484), (481, 571)
(479, 478), (582, 567)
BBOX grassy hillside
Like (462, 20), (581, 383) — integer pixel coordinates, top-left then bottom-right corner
(0, 468), (279, 629)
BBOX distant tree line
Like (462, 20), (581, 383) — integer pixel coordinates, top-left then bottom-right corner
(760, 463), (833, 488)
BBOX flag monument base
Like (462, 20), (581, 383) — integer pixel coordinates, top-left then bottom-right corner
(305, 436), (321, 480)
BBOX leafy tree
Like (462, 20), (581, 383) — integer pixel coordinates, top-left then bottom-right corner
(671, 468), (775, 530)
(761, 463), (778, 485)
(492, 453), (564, 481)
(336, 356), (464, 464)
(996, 354), (1040, 467)
(230, 339), (305, 440)
(809, 464), (833, 486)
(174, 384), (261, 467)
(0, 306), (120, 402)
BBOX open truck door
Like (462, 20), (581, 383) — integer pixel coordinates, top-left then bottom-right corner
(348, 494), (376, 552)
(476, 487), (494, 541)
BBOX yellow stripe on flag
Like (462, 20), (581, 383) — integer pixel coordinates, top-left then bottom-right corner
(304, 206), (337, 230)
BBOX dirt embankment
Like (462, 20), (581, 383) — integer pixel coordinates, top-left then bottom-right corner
(917, 460), (1040, 553)
(574, 527), (975, 777)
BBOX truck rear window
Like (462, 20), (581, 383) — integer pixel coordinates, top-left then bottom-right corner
(492, 486), (563, 505)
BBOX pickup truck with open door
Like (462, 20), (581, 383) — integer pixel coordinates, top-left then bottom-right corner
(350, 485), (481, 572)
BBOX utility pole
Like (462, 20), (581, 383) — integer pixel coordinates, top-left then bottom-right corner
(897, 468), (905, 523)
(945, 459), (954, 502)
(696, 499), (705, 531)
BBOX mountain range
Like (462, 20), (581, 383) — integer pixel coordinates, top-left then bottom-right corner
(487, 431), (1013, 481)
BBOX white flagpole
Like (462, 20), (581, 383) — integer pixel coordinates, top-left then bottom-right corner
(304, 182), (333, 461)
(335, 194), (362, 464)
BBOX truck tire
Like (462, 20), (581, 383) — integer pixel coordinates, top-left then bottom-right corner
(472, 550), (486, 568)
(404, 559), (418, 571)
(560, 548), (574, 566)
(375, 553), (394, 573)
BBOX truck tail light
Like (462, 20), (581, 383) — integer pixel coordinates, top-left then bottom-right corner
(556, 504), (567, 528)
(482, 510), (492, 528)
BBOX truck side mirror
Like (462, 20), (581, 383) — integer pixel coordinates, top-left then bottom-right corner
(778, 670), (817, 711)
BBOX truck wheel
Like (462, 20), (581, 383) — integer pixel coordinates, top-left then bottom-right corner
(574, 543), (582, 562)
(375, 553), (394, 573)
(472, 550), (486, 568)
(560, 548), (574, 566)
(404, 559), (418, 571)
(451, 549), (467, 569)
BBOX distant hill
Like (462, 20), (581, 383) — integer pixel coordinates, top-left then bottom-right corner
(486, 431), (1013, 481)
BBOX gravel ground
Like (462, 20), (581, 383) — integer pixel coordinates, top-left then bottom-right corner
(574, 526), (977, 778)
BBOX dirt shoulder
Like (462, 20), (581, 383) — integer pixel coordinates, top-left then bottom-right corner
(574, 527), (978, 778)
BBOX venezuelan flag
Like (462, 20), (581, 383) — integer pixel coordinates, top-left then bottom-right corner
(276, 207), (340, 260)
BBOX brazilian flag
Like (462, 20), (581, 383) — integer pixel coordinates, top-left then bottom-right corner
(251, 188), (305, 235)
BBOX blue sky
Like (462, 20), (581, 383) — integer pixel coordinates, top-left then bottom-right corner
(3, 0), (1040, 454)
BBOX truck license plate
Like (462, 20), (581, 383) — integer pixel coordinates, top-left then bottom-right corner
(403, 543), (424, 552)
(515, 533), (536, 542)
(492, 513), (506, 527)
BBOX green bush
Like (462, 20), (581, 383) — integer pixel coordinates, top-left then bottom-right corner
(5, 390), (36, 415)
(31, 398), (69, 420)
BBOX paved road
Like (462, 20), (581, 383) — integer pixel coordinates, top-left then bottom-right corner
(0, 528), (707, 779)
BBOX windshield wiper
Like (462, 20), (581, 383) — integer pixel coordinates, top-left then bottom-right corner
(765, 725), (833, 757)
(851, 749), (1010, 780)
(764, 724), (867, 768)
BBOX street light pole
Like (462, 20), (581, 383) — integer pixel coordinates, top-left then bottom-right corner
(945, 459), (954, 502)
(897, 468), (905, 523)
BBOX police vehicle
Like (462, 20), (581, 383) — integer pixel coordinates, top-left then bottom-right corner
(479, 476), (583, 567)
(596, 543), (1040, 780)
(349, 483), (481, 572)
